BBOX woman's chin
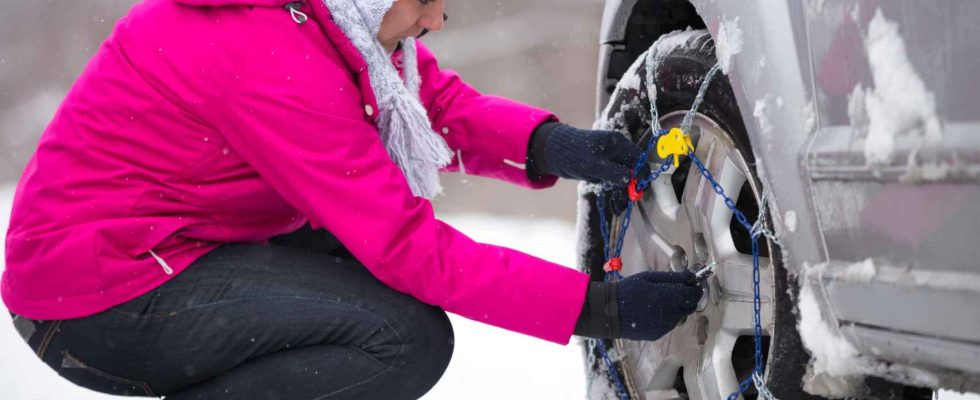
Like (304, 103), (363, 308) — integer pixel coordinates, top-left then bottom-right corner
(380, 40), (398, 53)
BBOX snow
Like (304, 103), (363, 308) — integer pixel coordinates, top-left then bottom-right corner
(899, 150), (980, 183)
(425, 214), (588, 400)
(797, 265), (855, 370)
(715, 17), (742, 75)
(596, 28), (705, 134)
(796, 261), (980, 397)
(753, 95), (773, 146)
(617, 69), (642, 92)
(642, 28), (705, 127)
(850, 4), (862, 24)
(783, 210), (797, 233)
(798, 262), (939, 396)
(584, 339), (627, 400)
(949, 391), (980, 400)
(848, 84), (868, 137)
(610, 28), (715, 137)
(802, 100), (817, 135)
(901, 151), (954, 183)
(806, 0), (827, 15)
(841, 258), (877, 283)
(860, 9), (942, 166)
(797, 265), (866, 395)
(821, 258), (980, 293)
(0, 88), (63, 151)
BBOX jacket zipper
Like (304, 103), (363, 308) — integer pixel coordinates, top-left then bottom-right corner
(284, 2), (308, 25)
(148, 249), (174, 275)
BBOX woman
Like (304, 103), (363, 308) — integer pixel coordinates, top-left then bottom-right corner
(2, 0), (703, 398)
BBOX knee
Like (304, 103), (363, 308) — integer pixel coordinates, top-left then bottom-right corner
(406, 304), (454, 371)
(389, 304), (454, 397)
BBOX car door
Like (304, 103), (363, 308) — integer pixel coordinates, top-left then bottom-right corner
(803, 0), (980, 377)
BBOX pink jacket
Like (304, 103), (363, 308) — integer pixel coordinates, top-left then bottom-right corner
(2, 0), (590, 344)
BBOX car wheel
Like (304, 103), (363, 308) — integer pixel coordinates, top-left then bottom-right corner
(578, 29), (817, 400)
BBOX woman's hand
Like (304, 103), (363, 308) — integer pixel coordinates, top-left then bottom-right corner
(573, 270), (703, 341)
(527, 122), (652, 188)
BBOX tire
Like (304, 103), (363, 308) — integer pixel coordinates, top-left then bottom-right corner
(579, 29), (817, 400)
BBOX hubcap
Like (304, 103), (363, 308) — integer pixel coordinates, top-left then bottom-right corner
(615, 111), (776, 399)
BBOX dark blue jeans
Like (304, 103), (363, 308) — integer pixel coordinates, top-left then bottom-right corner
(10, 224), (455, 399)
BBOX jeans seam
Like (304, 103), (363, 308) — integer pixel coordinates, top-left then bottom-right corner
(107, 307), (177, 320)
(346, 344), (392, 369)
(309, 339), (406, 400)
(36, 320), (62, 359)
(107, 295), (352, 319)
(61, 350), (158, 397)
(309, 311), (407, 400)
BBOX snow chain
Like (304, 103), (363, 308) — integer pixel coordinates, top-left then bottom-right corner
(590, 61), (777, 400)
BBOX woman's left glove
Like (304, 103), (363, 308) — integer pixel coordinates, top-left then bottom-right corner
(527, 122), (650, 187)
(573, 270), (702, 341)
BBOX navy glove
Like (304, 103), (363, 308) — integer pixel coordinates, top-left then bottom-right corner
(527, 122), (651, 188)
(574, 270), (702, 341)
(617, 270), (702, 341)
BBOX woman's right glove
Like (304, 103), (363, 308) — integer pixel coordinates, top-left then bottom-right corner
(573, 270), (703, 341)
(527, 122), (650, 188)
(526, 122), (651, 216)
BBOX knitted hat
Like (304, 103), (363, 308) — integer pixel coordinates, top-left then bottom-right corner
(321, 0), (453, 199)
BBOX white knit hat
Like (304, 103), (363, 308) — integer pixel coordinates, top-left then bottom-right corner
(321, 0), (453, 199)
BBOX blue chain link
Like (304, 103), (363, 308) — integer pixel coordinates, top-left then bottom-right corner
(689, 153), (769, 400)
(596, 130), (672, 280)
(591, 130), (672, 399)
(593, 336), (629, 400)
(593, 190), (626, 397)
(592, 130), (667, 399)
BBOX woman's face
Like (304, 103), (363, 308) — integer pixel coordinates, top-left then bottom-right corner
(378, 0), (445, 52)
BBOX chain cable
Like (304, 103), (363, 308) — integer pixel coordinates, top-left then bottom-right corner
(590, 61), (778, 399)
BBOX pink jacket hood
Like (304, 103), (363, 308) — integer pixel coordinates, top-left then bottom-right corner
(2, 0), (589, 345)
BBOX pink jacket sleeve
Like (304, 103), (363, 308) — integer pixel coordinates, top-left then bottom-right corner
(413, 41), (560, 189)
(214, 25), (589, 345)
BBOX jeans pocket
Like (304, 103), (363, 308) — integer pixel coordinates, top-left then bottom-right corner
(107, 289), (178, 319)
(59, 350), (157, 397)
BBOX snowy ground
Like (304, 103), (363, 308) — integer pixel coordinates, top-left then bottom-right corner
(0, 184), (976, 399)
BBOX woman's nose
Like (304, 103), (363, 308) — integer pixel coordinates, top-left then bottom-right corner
(419, 6), (447, 33)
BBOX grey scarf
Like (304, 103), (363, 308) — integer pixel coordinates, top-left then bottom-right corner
(321, 0), (453, 199)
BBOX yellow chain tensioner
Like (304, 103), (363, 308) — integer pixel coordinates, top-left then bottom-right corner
(656, 127), (694, 168)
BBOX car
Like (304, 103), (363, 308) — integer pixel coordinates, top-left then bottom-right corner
(577, 1), (980, 399)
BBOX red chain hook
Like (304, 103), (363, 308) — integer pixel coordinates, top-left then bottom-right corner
(626, 167), (644, 202)
(627, 178), (643, 202)
(603, 257), (623, 272)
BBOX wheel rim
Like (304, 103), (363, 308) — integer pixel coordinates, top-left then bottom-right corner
(617, 110), (776, 400)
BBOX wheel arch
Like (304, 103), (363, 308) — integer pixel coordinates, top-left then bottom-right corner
(597, 0), (824, 280)
(596, 0), (706, 116)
